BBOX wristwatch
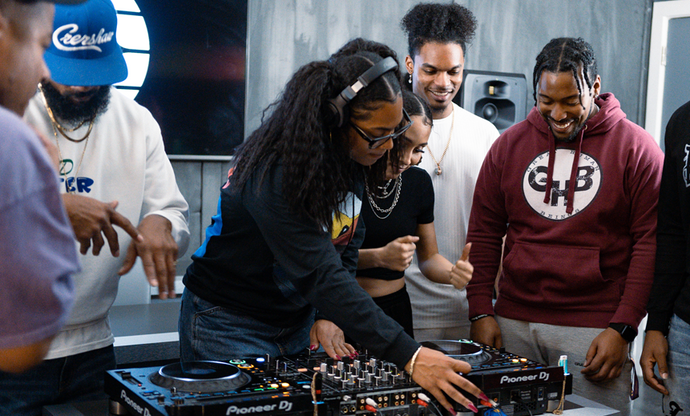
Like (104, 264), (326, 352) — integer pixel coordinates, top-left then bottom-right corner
(609, 323), (637, 343)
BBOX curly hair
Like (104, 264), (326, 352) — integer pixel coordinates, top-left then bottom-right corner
(230, 38), (403, 229)
(400, 2), (477, 57)
(532, 37), (598, 107)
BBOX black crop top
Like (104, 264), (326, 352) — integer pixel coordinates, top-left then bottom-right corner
(359, 167), (434, 280)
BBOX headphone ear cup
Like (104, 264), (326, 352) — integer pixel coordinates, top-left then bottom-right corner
(327, 95), (349, 128)
(327, 57), (396, 127)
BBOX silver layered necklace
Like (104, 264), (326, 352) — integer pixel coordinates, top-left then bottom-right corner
(365, 175), (402, 220)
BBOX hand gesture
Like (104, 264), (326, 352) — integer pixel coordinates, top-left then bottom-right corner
(379, 235), (419, 271)
(449, 243), (473, 290)
(62, 194), (142, 256)
(640, 330), (669, 395)
(308, 320), (356, 360)
(119, 214), (179, 300)
(407, 347), (485, 414)
(581, 328), (628, 381)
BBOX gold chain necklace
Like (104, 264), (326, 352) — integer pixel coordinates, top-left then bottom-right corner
(39, 88), (94, 193)
(39, 86), (94, 143)
(427, 105), (455, 175)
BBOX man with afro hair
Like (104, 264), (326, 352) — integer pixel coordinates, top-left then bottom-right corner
(400, 2), (499, 342)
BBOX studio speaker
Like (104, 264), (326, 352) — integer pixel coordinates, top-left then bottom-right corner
(454, 70), (527, 133)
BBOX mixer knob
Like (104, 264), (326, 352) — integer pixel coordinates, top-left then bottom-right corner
(353, 359), (361, 369)
(320, 363), (327, 373)
(350, 367), (359, 378)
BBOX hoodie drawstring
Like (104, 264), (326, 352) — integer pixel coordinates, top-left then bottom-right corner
(543, 125), (587, 215)
(543, 133), (556, 205)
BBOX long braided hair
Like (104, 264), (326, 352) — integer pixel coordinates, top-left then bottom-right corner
(230, 39), (402, 230)
(532, 37), (598, 107)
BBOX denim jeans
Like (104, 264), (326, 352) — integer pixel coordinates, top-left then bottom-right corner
(663, 314), (690, 415)
(0, 345), (115, 416)
(178, 288), (314, 361)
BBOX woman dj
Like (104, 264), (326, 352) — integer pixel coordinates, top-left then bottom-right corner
(178, 38), (486, 414)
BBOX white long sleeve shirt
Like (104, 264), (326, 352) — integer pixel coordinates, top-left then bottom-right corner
(25, 88), (190, 359)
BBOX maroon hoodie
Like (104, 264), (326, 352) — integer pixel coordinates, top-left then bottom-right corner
(466, 93), (664, 329)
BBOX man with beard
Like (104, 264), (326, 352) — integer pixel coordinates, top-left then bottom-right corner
(465, 37), (663, 414)
(399, 3), (499, 342)
(0, 0), (85, 375)
(0, 0), (190, 413)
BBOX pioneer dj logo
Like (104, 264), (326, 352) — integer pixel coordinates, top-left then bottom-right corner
(226, 401), (293, 414)
(523, 149), (602, 221)
(500, 371), (550, 384)
(120, 390), (151, 415)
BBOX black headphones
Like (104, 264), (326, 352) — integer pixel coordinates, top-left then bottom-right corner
(327, 56), (398, 127)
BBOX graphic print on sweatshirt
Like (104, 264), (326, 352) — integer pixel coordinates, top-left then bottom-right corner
(523, 149), (602, 221)
(330, 193), (362, 254)
(683, 144), (690, 188)
(58, 158), (94, 193)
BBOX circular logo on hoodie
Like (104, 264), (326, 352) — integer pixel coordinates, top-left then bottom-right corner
(522, 149), (602, 221)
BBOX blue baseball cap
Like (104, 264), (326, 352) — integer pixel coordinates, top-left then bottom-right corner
(44, 0), (127, 86)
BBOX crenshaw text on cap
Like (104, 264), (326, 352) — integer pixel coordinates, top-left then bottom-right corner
(44, 0), (127, 87)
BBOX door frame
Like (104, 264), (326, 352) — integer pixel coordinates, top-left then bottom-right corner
(645, 0), (690, 144)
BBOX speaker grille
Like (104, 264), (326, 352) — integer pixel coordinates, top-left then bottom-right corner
(454, 70), (528, 133)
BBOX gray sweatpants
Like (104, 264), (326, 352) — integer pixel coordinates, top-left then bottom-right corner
(496, 315), (633, 416)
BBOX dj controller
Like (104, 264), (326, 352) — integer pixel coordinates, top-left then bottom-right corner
(105, 340), (572, 416)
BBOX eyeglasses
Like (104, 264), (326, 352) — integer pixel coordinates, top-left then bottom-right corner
(349, 108), (413, 149)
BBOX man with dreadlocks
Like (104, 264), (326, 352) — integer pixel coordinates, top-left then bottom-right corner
(465, 37), (663, 413)
(400, 2), (499, 343)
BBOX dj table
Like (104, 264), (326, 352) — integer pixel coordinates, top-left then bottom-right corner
(43, 340), (621, 416)
(43, 394), (620, 416)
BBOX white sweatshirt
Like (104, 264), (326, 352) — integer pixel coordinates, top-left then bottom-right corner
(25, 88), (190, 359)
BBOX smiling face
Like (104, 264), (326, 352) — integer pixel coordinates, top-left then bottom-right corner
(537, 70), (601, 142)
(406, 41), (464, 119)
(386, 114), (431, 179)
(347, 96), (403, 166)
(0, 1), (54, 115)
